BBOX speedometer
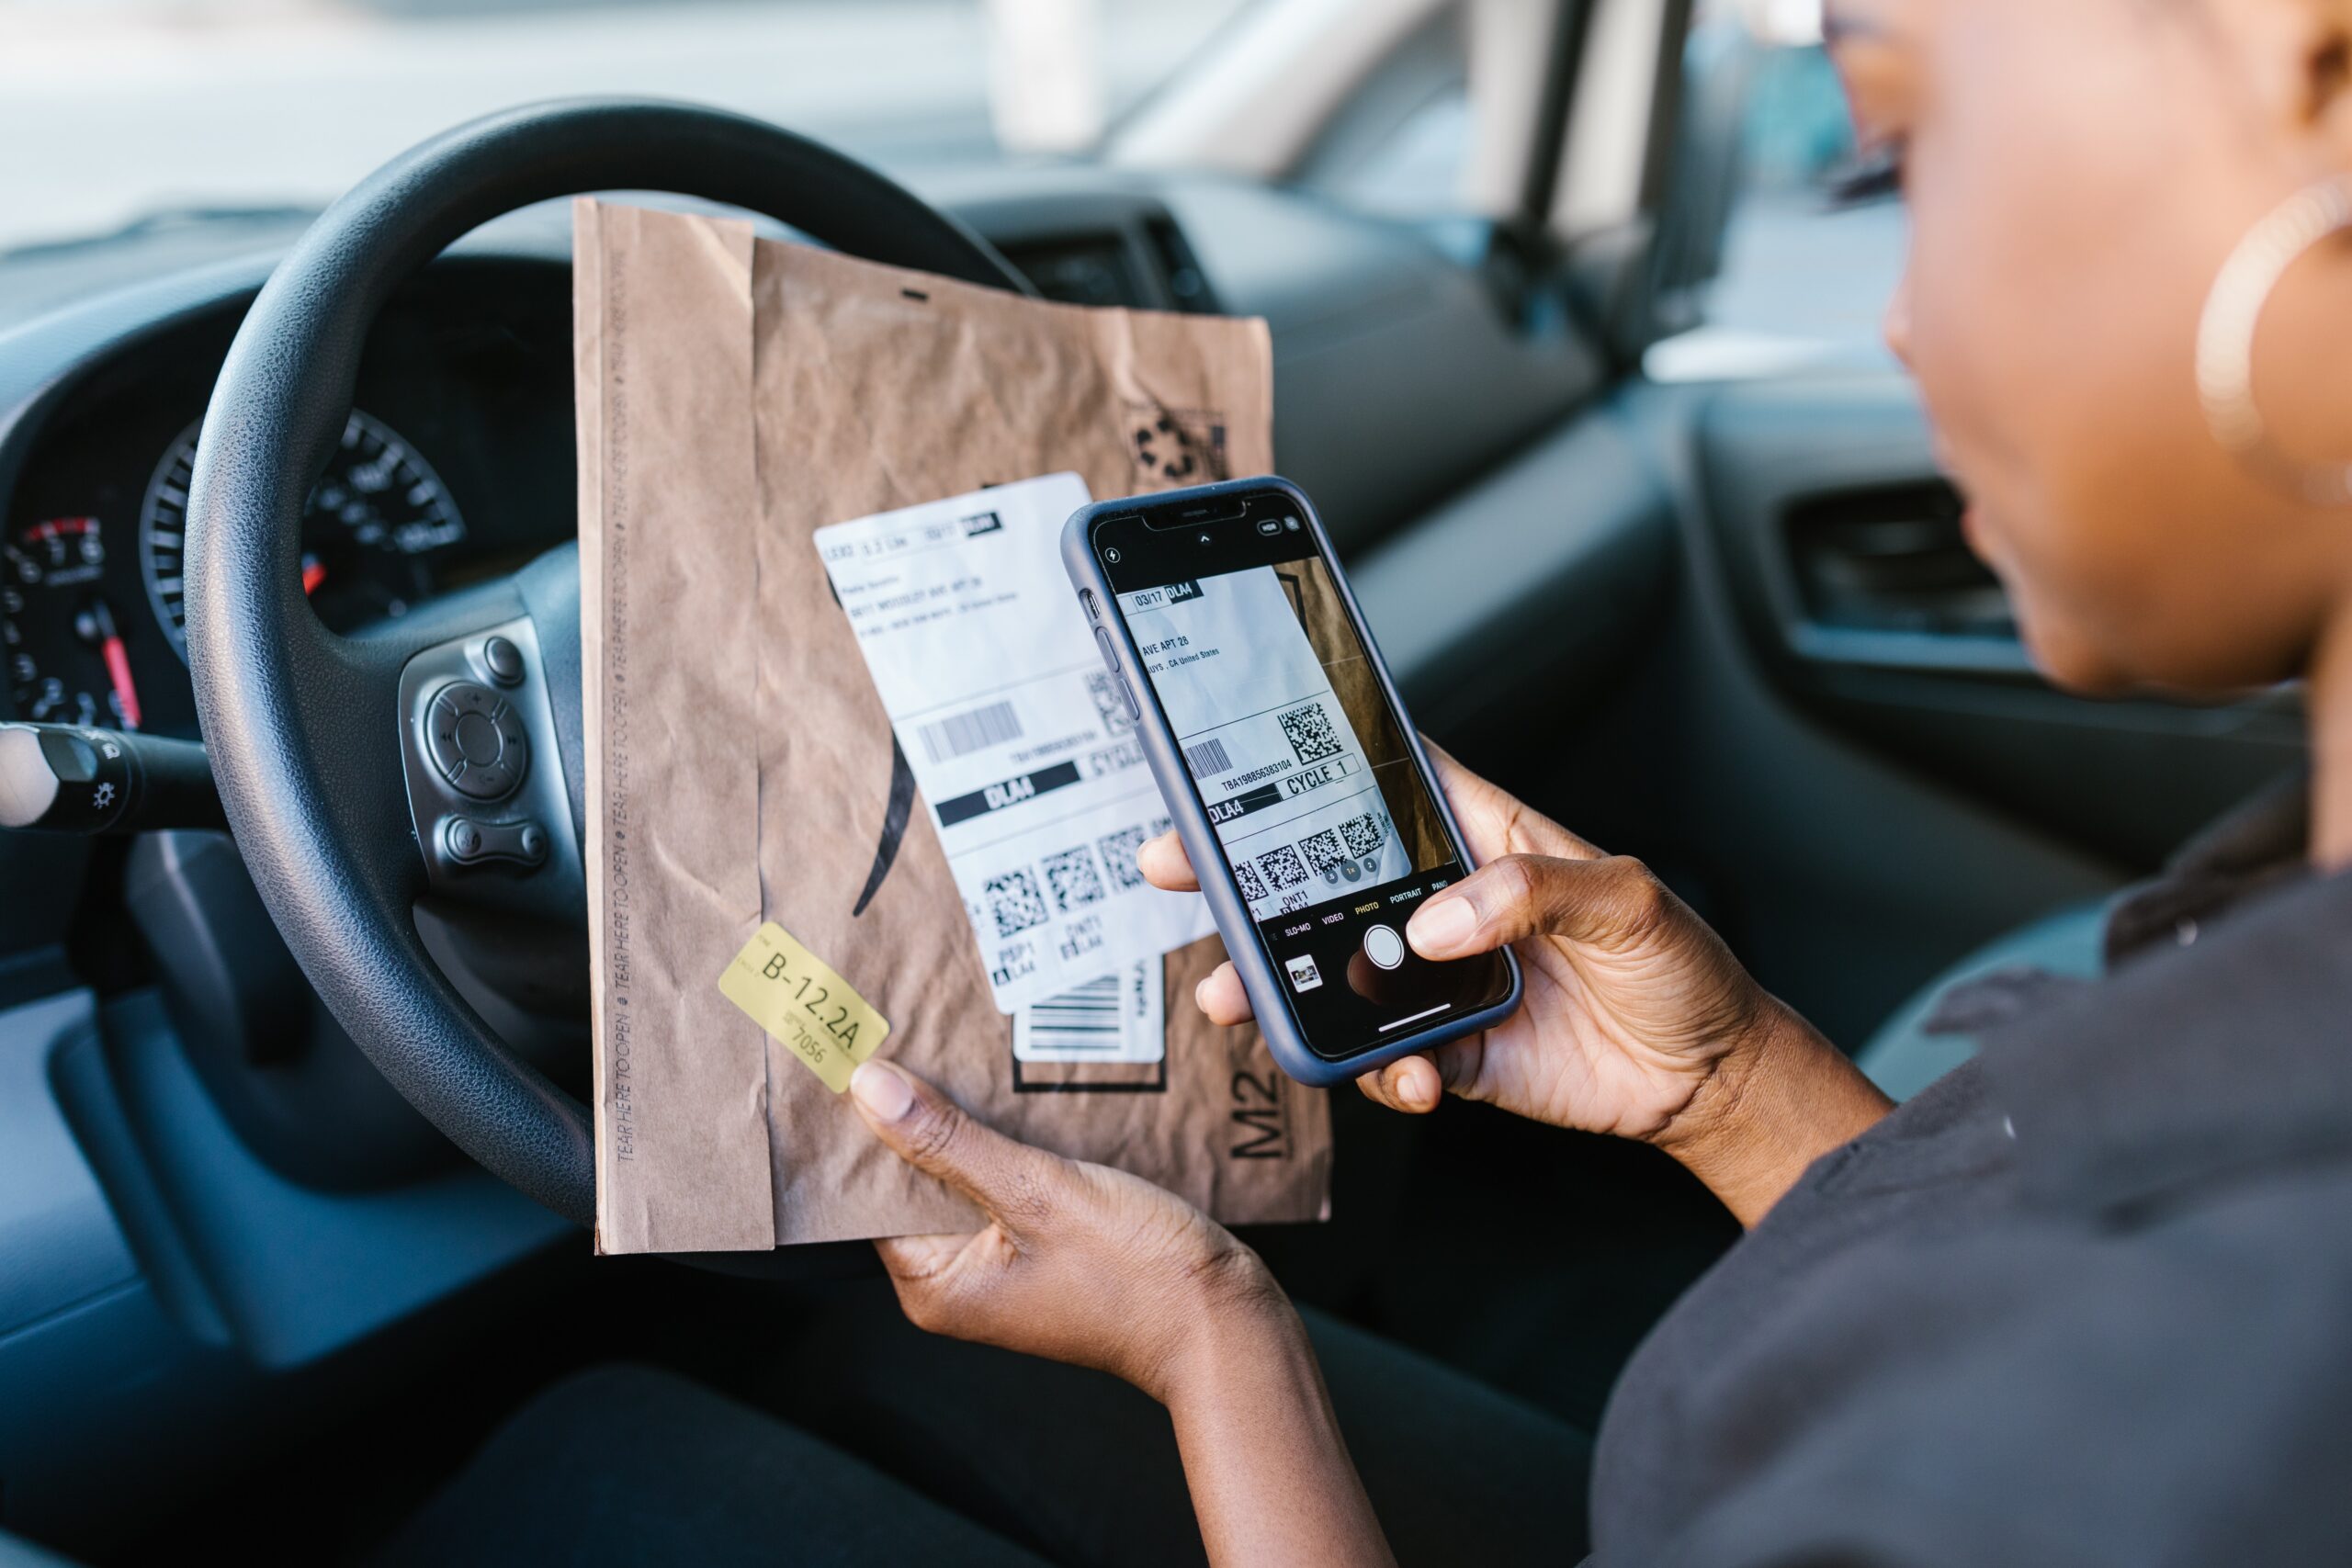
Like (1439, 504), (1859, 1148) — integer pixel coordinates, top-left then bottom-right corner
(141, 410), (466, 660)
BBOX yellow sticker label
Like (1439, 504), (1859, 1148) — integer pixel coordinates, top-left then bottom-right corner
(717, 922), (891, 1093)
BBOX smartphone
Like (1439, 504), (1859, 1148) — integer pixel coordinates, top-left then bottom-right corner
(1063, 475), (1521, 1088)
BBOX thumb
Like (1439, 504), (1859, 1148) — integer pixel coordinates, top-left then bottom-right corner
(1406, 853), (1666, 960)
(850, 1059), (1067, 1232)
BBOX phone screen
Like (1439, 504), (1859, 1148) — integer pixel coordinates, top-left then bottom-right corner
(1091, 493), (1513, 1062)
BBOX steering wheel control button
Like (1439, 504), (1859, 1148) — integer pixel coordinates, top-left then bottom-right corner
(480, 634), (525, 686)
(454, 709), (501, 764)
(442, 815), (548, 870)
(1363, 923), (1406, 971)
(426, 681), (529, 801)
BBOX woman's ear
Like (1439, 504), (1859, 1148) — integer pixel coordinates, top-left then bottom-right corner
(2250, 0), (2352, 150)
(2298, 4), (2352, 131)
(2201, 1), (2352, 148)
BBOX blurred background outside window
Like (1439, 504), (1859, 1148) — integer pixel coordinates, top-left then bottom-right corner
(0, 0), (1898, 370)
(0, 0), (1253, 254)
(1657, 0), (1903, 375)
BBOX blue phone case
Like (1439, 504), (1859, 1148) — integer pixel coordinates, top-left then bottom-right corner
(1061, 474), (1522, 1088)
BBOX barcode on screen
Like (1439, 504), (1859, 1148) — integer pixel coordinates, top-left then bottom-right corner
(918, 700), (1023, 763)
(1184, 737), (1235, 778)
(1023, 975), (1124, 1054)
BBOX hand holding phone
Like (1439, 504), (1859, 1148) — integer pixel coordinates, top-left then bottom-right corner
(1063, 476), (1521, 1086)
(1135, 742), (1884, 1223)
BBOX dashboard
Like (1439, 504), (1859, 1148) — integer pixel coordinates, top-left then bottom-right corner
(3, 260), (576, 739)
(0, 175), (1608, 759)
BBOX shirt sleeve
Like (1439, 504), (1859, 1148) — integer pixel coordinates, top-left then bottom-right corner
(1650, 1176), (2352, 1568)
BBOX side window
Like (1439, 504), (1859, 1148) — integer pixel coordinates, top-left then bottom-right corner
(1293, 7), (1473, 220)
(1675, 0), (1903, 365)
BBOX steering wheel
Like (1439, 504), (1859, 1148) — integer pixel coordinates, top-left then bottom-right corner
(185, 99), (1028, 1238)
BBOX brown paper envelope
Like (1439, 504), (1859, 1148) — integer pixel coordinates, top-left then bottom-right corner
(580, 200), (1332, 1251)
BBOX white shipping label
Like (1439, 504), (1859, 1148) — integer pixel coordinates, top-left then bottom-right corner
(1118, 566), (1412, 923)
(817, 473), (1215, 1012)
(1013, 961), (1166, 1065)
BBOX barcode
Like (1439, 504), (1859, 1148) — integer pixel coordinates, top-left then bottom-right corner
(1023, 975), (1123, 1054)
(1185, 737), (1235, 778)
(919, 700), (1023, 762)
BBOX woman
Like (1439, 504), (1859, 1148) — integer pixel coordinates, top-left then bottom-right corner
(832, 0), (2352, 1561)
(386, 0), (2352, 1561)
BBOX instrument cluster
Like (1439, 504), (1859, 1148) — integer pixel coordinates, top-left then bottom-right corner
(0, 264), (577, 739)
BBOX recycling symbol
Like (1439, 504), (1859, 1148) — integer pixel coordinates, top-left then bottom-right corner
(1132, 414), (1199, 482)
(92, 782), (116, 809)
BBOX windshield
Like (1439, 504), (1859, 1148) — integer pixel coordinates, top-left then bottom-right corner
(0, 0), (1254, 254)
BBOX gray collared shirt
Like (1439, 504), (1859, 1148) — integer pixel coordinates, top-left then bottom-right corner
(1590, 779), (2352, 1565)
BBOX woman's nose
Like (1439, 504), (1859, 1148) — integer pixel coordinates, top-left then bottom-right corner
(1883, 267), (1917, 370)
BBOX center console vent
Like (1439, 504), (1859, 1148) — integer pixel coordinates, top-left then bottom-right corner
(999, 234), (1150, 309)
(990, 214), (1220, 315)
(1144, 217), (1218, 313)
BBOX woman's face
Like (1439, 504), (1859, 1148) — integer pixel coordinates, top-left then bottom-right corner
(1829, 0), (2352, 694)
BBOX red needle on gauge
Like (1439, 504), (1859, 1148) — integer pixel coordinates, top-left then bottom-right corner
(302, 556), (327, 595)
(79, 597), (142, 731)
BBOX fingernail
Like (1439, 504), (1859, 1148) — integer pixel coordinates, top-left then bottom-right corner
(850, 1059), (915, 1122)
(1194, 976), (1213, 1011)
(1408, 896), (1476, 956)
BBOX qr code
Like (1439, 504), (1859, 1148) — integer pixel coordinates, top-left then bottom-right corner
(1300, 829), (1348, 877)
(1256, 844), (1308, 891)
(1235, 859), (1269, 903)
(1098, 825), (1149, 891)
(985, 869), (1049, 938)
(1148, 814), (1172, 837)
(1085, 670), (1134, 737)
(1279, 701), (1341, 764)
(1340, 810), (1386, 860)
(1043, 846), (1107, 913)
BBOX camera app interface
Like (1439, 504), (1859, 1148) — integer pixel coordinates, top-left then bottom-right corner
(1107, 517), (1511, 1060)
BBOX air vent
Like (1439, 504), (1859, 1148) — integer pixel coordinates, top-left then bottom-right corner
(1783, 482), (2012, 638)
(999, 235), (1147, 308)
(1144, 218), (1218, 313)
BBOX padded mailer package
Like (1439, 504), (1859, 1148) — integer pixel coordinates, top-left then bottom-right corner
(574, 198), (1332, 1252)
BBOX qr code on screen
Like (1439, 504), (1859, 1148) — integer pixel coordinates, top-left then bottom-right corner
(1300, 829), (1348, 877)
(1340, 810), (1387, 860)
(985, 869), (1049, 938)
(1256, 844), (1308, 891)
(1043, 846), (1107, 913)
(1097, 825), (1149, 891)
(1279, 701), (1341, 764)
(1085, 670), (1134, 737)
(1235, 859), (1269, 902)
